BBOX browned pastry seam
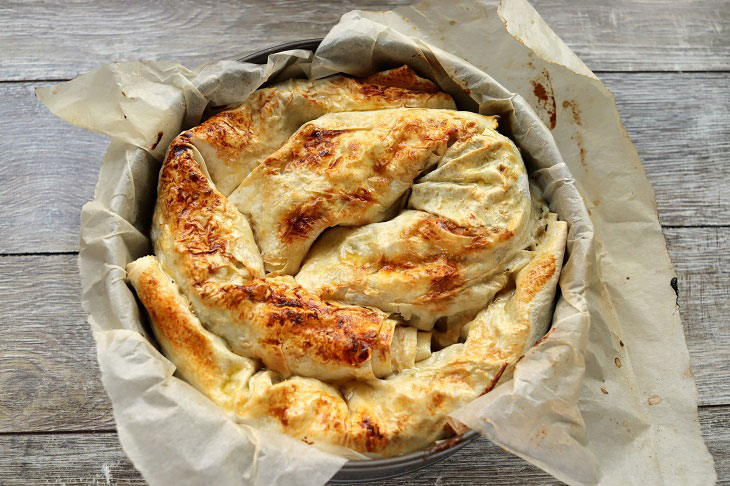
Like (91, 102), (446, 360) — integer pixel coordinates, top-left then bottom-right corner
(188, 65), (456, 195)
(153, 137), (399, 381)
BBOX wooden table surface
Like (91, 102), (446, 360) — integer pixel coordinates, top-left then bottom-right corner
(1, 1), (728, 484)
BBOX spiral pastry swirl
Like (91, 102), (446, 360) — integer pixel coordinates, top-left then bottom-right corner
(127, 66), (567, 456)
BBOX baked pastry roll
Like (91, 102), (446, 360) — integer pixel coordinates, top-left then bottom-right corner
(128, 211), (567, 456)
(127, 255), (260, 410)
(126, 68), (569, 456)
(151, 136), (428, 381)
(187, 66), (455, 195)
(230, 108), (500, 275)
(295, 120), (533, 329)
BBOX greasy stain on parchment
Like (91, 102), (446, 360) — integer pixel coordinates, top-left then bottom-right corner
(529, 68), (557, 130)
(563, 99), (588, 169)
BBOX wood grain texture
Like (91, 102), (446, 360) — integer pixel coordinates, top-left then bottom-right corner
(530, 0), (730, 72)
(665, 227), (730, 407)
(2, 72), (728, 254)
(1, 82), (106, 254)
(0, 434), (552, 485)
(0, 433), (145, 485)
(0, 404), (726, 485)
(0, 255), (115, 433)
(1, 0), (728, 81)
(0, 223), (726, 436)
(602, 73), (730, 228)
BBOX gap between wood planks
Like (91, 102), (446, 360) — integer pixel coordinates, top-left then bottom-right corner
(0, 429), (117, 436)
(0, 251), (79, 257)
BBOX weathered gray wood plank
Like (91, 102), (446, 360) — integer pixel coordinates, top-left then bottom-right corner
(0, 254), (116, 433)
(1, 0), (728, 82)
(602, 72), (730, 228)
(665, 227), (730, 408)
(0, 0), (410, 82)
(0, 224), (726, 434)
(0, 433), (146, 485)
(0, 404), (725, 484)
(531, 0), (730, 72)
(0, 434), (553, 485)
(2, 72), (728, 254)
(1, 82), (106, 254)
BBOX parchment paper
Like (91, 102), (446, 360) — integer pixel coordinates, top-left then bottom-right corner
(36, 0), (715, 484)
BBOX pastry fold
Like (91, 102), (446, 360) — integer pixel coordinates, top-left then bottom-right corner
(231, 109), (499, 275)
(126, 67), (569, 456)
(151, 137), (425, 381)
(127, 213), (566, 455)
(188, 66), (455, 195)
(295, 119), (533, 329)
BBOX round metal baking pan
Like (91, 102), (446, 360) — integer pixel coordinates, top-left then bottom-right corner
(239, 39), (479, 483)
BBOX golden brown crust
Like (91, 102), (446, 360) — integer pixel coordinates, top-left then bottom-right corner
(293, 117), (532, 329)
(133, 259), (222, 383)
(361, 65), (441, 93)
(128, 69), (568, 457)
(188, 65), (456, 195)
(154, 137), (405, 381)
(231, 108), (499, 274)
(126, 256), (259, 411)
(234, 217), (566, 455)
(216, 277), (392, 372)
(518, 253), (556, 302)
(131, 205), (566, 457)
(156, 136), (264, 284)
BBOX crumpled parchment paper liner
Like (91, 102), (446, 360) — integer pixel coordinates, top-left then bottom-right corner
(36, 0), (715, 484)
